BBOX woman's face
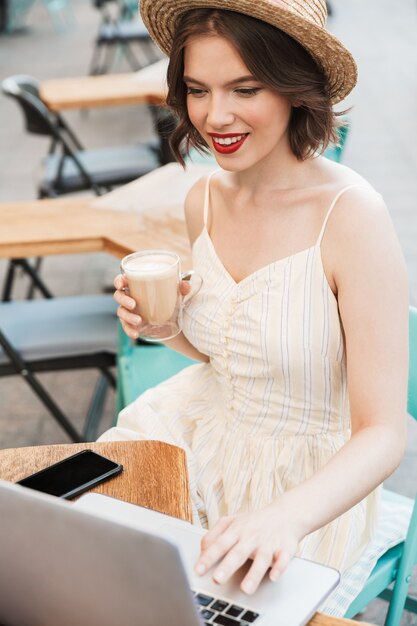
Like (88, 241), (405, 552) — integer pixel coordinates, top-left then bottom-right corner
(183, 34), (293, 171)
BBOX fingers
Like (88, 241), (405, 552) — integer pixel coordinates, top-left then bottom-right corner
(208, 544), (291, 594)
(269, 549), (292, 582)
(118, 307), (142, 339)
(200, 517), (232, 551)
(195, 520), (237, 577)
(213, 540), (255, 587)
(198, 531), (275, 594)
(114, 274), (128, 290)
(114, 274), (141, 339)
(195, 514), (296, 597)
(241, 548), (273, 594)
(114, 275), (135, 308)
(179, 280), (192, 297)
(194, 504), (298, 596)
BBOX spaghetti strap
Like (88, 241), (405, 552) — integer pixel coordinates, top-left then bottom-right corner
(316, 184), (366, 246)
(203, 170), (220, 228)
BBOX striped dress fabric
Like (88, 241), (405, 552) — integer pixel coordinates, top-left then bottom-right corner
(99, 173), (409, 615)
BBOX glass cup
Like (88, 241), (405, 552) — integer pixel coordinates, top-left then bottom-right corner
(121, 250), (202, 341)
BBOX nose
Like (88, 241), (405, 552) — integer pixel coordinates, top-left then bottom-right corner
(206, 92), (235, 129)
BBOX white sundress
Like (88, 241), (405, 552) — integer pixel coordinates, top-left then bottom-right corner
(99, 173), (411, 616)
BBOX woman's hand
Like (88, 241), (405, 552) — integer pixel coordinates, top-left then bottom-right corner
(194, 502), (302, 595)
(114, 274), (191, 340)
(114, 274), (142, 339)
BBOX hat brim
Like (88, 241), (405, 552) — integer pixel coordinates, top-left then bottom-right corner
(140, 0), (357, 104)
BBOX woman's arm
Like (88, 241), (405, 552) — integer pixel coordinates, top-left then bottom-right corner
(285, 186), (408, 536)
(115, 176), (209, 363)
(195, 186), (409, 593)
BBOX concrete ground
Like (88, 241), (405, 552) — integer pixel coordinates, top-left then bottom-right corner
(0, 0), (417, 623)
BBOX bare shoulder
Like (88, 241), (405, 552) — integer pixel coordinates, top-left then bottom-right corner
(184, 176), (208, 246)
(317, 159), (389, 233)
(327, 177), (392, 244)
(316, 160), (407, 293)
(330, 184), (404, 274)
(326, 182), (406, 294)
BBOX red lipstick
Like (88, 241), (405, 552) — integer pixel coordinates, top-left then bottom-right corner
(208, 132), (249, 155)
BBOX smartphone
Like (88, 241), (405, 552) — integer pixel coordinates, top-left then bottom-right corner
(17, 450), (123, 500)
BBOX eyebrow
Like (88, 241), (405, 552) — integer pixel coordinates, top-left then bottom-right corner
(183, 75), (259, 87)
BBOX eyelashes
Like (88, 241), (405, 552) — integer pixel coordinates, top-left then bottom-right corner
(234, 88), (261, 96)
(186, 87), (206, 97)
(186, 87), (262, 97)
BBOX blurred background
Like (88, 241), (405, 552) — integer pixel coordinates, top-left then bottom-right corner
(0, 1), (417, 623)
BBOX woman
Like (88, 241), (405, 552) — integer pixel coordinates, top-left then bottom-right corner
(101, 0), (408, 614)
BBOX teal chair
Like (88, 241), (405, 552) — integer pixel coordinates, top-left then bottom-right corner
(4, 0), (36, 32)
(345, 306), (417, 625)
(323, 121), (349, 163)
(116, 324), (196, 415)
(7, 0), (75, 33)
(41, 0), (74, 31)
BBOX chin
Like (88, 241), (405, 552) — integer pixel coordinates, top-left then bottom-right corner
(213, 161), (244, 172)
(211, 152), (253, 172)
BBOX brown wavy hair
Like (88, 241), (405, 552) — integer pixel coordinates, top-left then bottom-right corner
(166, 9), (342, 166)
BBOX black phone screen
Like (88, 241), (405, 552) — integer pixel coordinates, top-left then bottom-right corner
(17, 450), (123, 499)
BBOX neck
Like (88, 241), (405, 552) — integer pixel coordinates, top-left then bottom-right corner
(230, 143), (313, 194)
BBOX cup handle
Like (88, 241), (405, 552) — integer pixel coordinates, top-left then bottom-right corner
(181, 270), (203, 304)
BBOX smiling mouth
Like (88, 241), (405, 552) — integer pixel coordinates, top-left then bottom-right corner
(209, 133), (249, 155)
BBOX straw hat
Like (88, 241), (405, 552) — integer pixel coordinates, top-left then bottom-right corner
(140, 0), (357, 104)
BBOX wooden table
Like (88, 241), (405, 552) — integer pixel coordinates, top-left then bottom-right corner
(0, 440), (192, 521)
(0, 196), (191, 263)
(0, 440), (374, 626)
(40, 58), (168, 111)
(0, 163), (215, 266)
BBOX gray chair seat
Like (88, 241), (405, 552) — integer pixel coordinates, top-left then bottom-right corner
(0, 295), (119, 441)
(0, 295), (118, 364)
(42, 143), (160, 194)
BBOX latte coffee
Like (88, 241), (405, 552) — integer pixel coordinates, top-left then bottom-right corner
(121, 249), (202, 341)
(123, 253), (179, 327)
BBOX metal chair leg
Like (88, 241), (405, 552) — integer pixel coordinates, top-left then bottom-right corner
(2, 260), (16, 302)
(98, 43), (117, 75)
(120, 43), (142, 71)
(27, 257), (44, 300)
(0, 329), (83, 442)
(18, 258), (53, 299)
(2, 258), (53, 301)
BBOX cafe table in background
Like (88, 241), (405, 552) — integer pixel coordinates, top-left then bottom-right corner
(39, 57), (168, 111)
(0, 163), (215, 267)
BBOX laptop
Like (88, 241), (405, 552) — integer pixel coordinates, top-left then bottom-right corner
(0, 481), (340, 626)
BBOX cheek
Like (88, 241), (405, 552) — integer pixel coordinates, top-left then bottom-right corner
(186, 98), (205, 131)
(249, 102), (291, 136)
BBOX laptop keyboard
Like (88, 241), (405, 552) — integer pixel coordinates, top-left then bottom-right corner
(193, 591), (260, 625)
